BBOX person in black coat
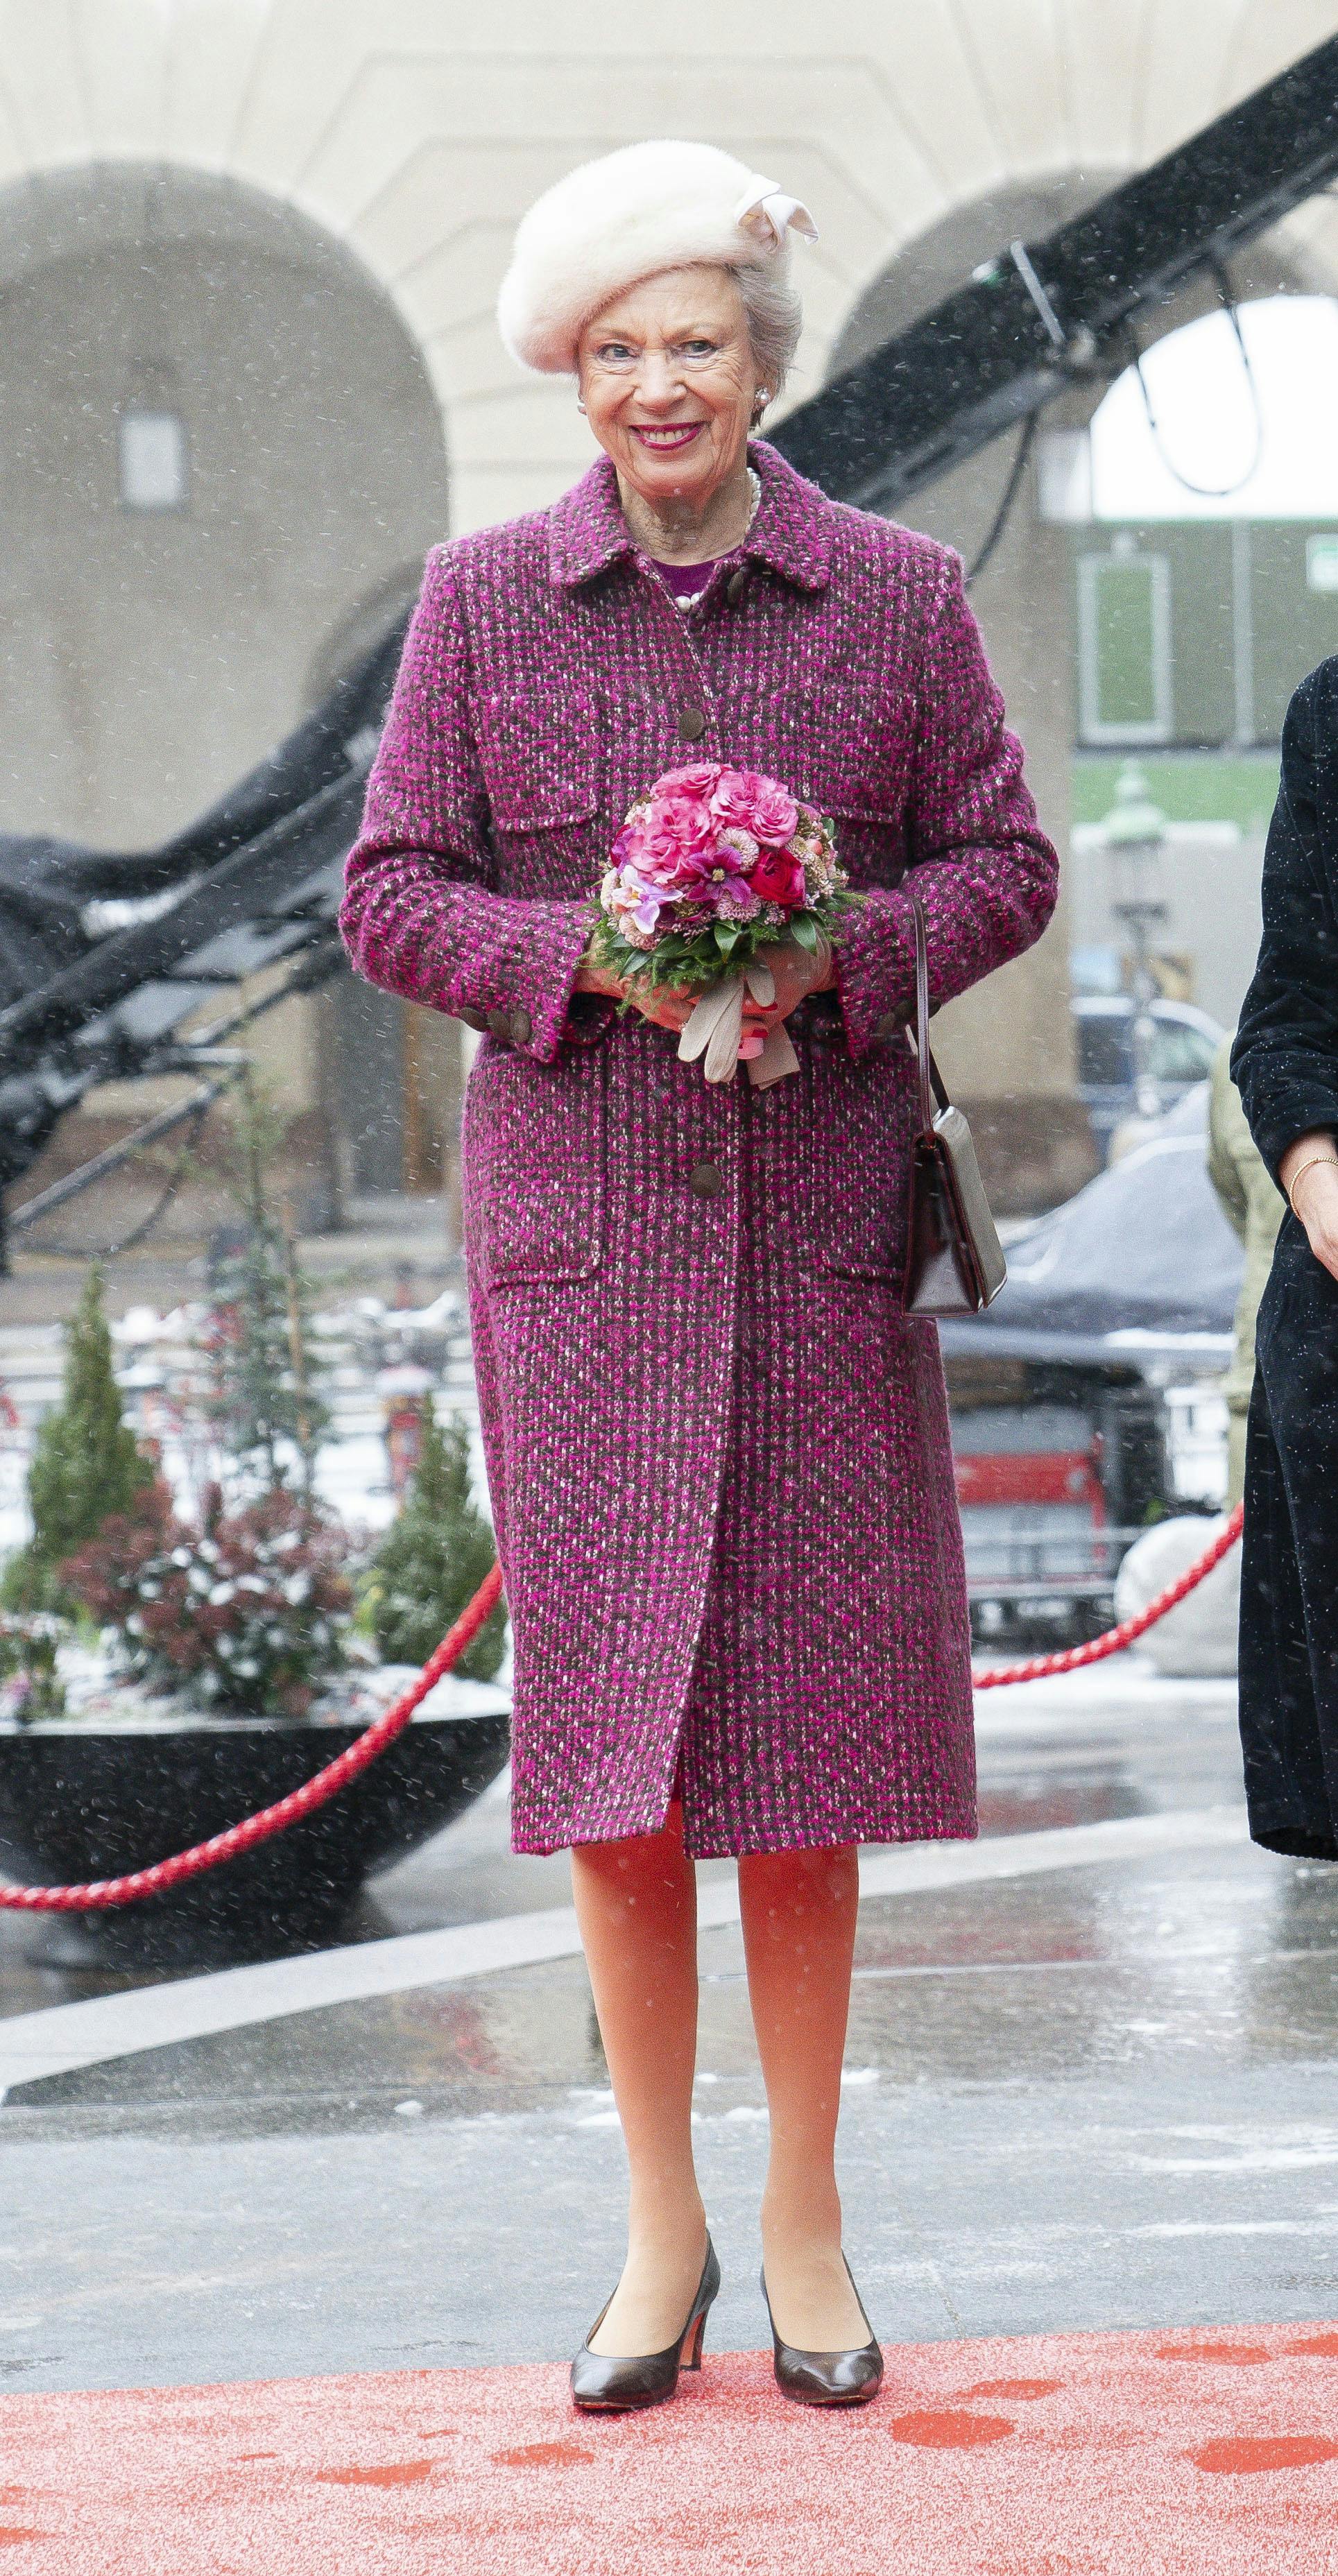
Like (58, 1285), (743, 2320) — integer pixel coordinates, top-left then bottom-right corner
(1231, 658), (1338, 1859)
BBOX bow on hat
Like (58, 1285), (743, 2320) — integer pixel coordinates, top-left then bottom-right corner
(735, 179), (820, 252)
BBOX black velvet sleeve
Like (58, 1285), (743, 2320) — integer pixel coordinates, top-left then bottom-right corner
(1231, 660), (1338, 1186)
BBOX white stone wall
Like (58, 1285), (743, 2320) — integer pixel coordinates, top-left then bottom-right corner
(2, 0), (1337, 536)
(5, 0), (1338, 1196)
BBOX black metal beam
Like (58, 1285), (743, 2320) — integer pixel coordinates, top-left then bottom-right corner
(0, 773), (359, 1074)
(3, 30), (1338, 1230)
(772, 33), (1338, 509)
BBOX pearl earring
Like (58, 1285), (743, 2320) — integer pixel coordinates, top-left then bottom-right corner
(576, 395), (587, 414)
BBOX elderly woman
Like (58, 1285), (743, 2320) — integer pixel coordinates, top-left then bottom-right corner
(1231, 659), (1338, 1862)
(341, 140), (1058, 2412)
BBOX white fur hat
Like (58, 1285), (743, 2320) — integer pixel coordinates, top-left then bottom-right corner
(497, 139), (818, 376)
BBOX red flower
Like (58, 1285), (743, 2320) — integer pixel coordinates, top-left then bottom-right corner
(749, 847), (807, 909)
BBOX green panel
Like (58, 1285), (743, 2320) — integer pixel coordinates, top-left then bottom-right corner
(1070, 523), (1338, 751)
(1156, 526), (1234, 745)
(1091, 560), (1159, 728)
(1249, 523), (1338, 739)
(1072, 526), (1234, 748)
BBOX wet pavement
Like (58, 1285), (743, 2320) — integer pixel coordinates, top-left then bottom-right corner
(3, 1658), (1338, 2393)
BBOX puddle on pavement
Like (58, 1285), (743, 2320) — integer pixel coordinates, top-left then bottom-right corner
(8, 1843), (1338, 2142)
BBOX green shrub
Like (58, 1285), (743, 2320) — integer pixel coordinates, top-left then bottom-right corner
(368, 1406), (505, 1682)
(2, 1266), (151, 1614)
(205, 1077), (329, 1497)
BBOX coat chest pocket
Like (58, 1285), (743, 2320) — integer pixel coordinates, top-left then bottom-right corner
(463, 1040), (606, 1288)
(474, 688), (603, 832)
(752, 683), (913, 841)
(805, 1042), (917, 1285)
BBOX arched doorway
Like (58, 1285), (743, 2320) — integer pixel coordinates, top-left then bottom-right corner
(827, 185), (1323, 1208)
(1054, 293), (1338, 1034)
(0, 164), (452, 1215)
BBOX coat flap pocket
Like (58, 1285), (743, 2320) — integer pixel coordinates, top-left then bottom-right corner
(463, 1040), (606, 1287)
(744, 685), (913, 826)
(474, 687), (603, 831)
(807, 1045), (917, 1282)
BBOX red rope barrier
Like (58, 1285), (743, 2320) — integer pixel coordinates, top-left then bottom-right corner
(0, 1562), (504, 1912)
(972, 1502), (1244, 1687)
(0, 1504), (1246, 1912)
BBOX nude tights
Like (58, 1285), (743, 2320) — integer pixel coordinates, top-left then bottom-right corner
(569, 1799), (866, 2357)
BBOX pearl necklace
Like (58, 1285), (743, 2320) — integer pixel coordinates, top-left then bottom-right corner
(669, 467), (762, 610)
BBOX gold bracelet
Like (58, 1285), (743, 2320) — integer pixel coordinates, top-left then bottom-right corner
(1287, 1151), (1338, 1213)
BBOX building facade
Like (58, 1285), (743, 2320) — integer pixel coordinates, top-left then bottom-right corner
(2, 0), (1337, 1219)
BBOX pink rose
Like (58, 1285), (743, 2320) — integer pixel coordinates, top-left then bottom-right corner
(641, 791), (718, 886)
(710, 767), (800, 848)
(749, 847), (807, 909)
(656, 762), (721, 799)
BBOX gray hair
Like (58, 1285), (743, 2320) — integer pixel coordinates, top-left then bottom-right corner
(732, 261), (803, 400)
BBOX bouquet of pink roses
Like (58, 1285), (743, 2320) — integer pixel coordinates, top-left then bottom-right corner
(586, 762), (857, 1084)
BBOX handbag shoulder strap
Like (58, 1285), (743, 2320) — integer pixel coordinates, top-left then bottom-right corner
(909, 885), (950, 1129)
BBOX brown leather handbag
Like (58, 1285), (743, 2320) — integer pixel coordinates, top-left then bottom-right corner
(902, 888), (1009, 1316)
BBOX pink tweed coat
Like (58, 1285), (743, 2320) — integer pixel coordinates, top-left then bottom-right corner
(341, 440), (1058, 1857)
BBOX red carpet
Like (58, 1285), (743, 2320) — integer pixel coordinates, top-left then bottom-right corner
(2, 2322), (1337, 2571)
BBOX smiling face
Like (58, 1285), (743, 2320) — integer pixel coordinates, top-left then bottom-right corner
(576, 265), (762, 520)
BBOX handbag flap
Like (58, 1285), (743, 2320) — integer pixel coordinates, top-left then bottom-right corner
(905, 1137), (984, 1314)
(901, 886), (1010, 1318)
(931, 1104), (1009, 1305)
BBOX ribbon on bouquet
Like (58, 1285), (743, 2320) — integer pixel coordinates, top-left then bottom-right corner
(676, 936), (829, 1087)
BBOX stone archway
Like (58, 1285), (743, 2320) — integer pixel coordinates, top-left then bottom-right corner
(0, 162), (453, 1219)
(0, 162), (449, 848)
(827, 180), (1330, 1210)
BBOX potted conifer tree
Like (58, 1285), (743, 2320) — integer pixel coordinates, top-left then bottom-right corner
(368, 1405), (508, 1683)
(1, 1264), (151, 1615)
(0, 1099), (510, 1967)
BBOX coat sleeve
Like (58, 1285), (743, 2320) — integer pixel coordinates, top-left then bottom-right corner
(1230, 667), (1338, 1183)
(828, 551), (1059, 1061)
(338, 547), (592, 1063)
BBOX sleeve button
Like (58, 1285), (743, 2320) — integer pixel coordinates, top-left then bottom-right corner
(487, 1008), (512, 1042)
(508, 1007), (532, 1046)
(458, 1007), (490, 1034)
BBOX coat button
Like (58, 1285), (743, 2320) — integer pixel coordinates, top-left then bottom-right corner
(678, 703), (707, 743)
(689, 1160), (726, 1199)
(487, 1008), (512, 1042)
(508, 1006), (532, 1046)
(725, 567), (748, 606)
(458, 1007), (490, 1034)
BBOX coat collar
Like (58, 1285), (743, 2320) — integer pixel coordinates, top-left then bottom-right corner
(547, 438), (834, 594)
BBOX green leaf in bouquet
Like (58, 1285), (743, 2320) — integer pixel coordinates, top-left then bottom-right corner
(712, 922), (741, 956)
(789, 912), (820, 952)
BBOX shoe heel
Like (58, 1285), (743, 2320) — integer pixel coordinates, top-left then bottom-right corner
(680, 2308), (707, 2371)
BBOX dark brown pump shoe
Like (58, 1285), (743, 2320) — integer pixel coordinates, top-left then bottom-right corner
(571, 2240), (721, 2413)
(761, 2259), (884, 2407)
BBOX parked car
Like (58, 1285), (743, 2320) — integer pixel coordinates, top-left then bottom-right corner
(945, 1087), (1241, 1645)
(949, 1350), (1169, 1645)
(1072, 995), (1226, 1161)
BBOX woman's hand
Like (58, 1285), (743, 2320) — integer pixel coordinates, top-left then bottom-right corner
(574, 959), (696, 1031)
(574, 932), (835, 1061)
(1280, 1131), (1338, 1282)
(739, 936), (834, 1036)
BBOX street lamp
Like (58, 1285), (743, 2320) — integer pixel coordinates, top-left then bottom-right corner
(1101, 762), (1168, 1122)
